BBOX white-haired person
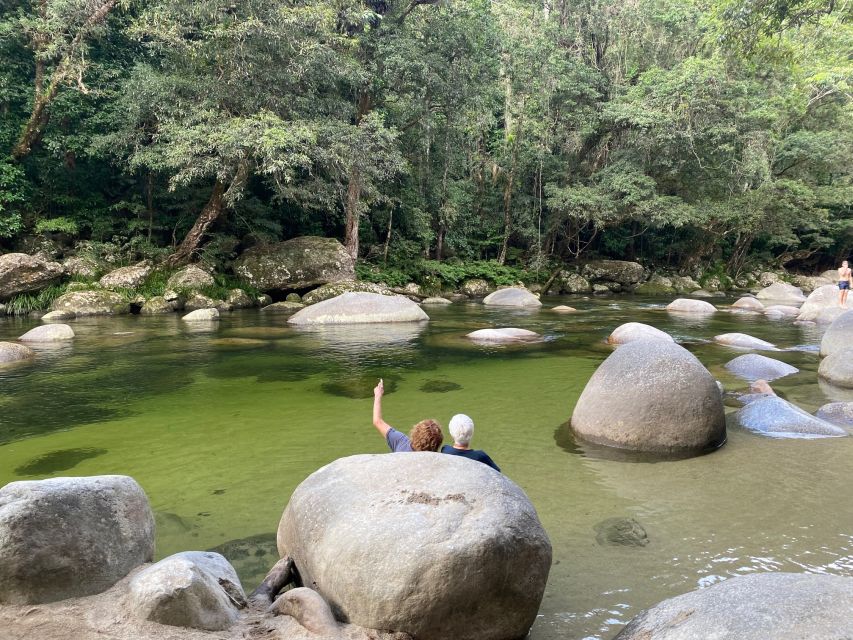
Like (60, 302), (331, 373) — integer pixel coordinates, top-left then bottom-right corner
(440, 413), (500, 472)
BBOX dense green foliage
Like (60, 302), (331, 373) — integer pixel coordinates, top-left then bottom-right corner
(1, 0), (850, 276)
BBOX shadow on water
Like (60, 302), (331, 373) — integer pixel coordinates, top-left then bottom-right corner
(14, 447), (108, 476)
(553, 420), (727, 463)
(322, 374), (401, 399)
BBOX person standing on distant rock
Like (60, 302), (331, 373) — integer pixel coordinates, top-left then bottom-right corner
(440, 414), (500, 472)
(839, 260), (851, 308)
(372, 379), (443, 452)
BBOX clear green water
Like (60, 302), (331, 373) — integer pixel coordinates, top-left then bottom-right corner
(2, 297), (852, 640)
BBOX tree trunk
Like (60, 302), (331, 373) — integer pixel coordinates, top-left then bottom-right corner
(344, 167), (362, 261)
(497, 169), (514, 265)
(248, 556), (295, 608)
(167, 181), (225, 267)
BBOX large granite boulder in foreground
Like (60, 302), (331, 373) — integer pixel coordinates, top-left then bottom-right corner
(0, 253), (64, 300)
(0, 342), (34, 364)
(615, 573), (853, 640)
(732, 396), (845, 438)
(277, 453), (551, 640)
(234, 236), (354, 291)
(571, 340), (725, 455)
(818, 347), (853, 388)
(0, 475), (155, 604)
(797, 284), (841, 321)
(51, 290), (130, 316)
(482, 287), (542, 307)
(128, 551), (245, 630)
(820, 309), (853, 357)
(288, 292), (429, 325)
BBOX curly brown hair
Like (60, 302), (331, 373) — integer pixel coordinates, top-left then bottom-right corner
(409, 419), (444, 452)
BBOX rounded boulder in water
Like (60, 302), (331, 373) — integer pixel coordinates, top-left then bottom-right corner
(607, 322), (673, 345)
(820, 310), (853, 357)
(482, 287), (542, 307)
(732, 395), (846, 438)
(724, 354), (798, 382)
(277, 453), (551, 640)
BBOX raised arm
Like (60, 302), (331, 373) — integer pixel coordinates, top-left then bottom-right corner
(372, 379), (391, 437)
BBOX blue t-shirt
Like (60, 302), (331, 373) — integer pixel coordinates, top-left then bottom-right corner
(386, 427), (413, 452)
(441, 445), (500, 472)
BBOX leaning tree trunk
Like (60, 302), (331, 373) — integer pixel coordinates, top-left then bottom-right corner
(344, 167), (362, 261)
(167, 181), (225, 267)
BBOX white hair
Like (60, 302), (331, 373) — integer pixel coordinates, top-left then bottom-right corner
(449, 414), (474, 446)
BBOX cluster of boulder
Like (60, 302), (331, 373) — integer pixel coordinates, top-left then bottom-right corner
(0, 323), (76, 366)
(0, 454), (551, 640)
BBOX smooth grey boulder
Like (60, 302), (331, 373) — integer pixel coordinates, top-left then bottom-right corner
(818, 347), (853, 388)
(724, 354), (798, 381)
(182, 308), (219, 322)
(551, 305), (576, 312)
(666, 298), (716, 314)
(302, 280), (392, 305)
(614, 572), (853, 640)
(261, 301), (304, 314)
(51, 290), (130, 316)
(270, 587), (341, 636)
(714, 332), (778, 350)
(797, 284), (842, 321)
(815, 402), (853, 427)
(128, 551), (245, 631)
(19, 323), (75, 342)
(466, 328), (540, 342)
(422, 297), (452, 305)
(277, 453), (551, 640)
(0, 342), (35, 364)
(764, 304), (800, 317)
(482, 287), (542, 307)
(815, 306), (846, 325)
(607, 322), (673, 345)
(0, 253), (64, 300)
(732, 396), (846, 438)
(166, 265), (215, 290)
(234, 236), (354, 291)
(99, 263), (151, 289)
(140, 296), (172, 315)
(731, 296), (764, 311)
(755, 282), (806, 304)
(0, 475), (155, 604)
(41, 309), (75, 321)
(820, 310), (853, 357)
(571, 340), (726, 455)
(288, 292), (429, 325)
(460, 278), (491, 297)
(581, 260), (644, 285)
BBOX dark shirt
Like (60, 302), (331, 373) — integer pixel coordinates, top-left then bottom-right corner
(441, 445), (500, 472)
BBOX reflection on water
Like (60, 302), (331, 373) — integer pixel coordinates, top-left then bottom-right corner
(1, 295), (852, 640)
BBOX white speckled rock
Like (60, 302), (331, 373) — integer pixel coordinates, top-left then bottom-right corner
(797, 284), (843, 321)
(0, 253), (64, 300)
(277, 453), (551, 640)
(815, 402), (853, 427)
(615, 573), (853, 640)
(818, 346), (853, 388)
(0, 342), (35, 364)
(421, 297), (452, 305)
(19, 323), (75, 342)
(732, 396), (846, 438)
(724, 354), (798, 381)
(261, 301), (305, 314)
(234, 236), (354, 291)
(731, 297), (764, 311)
(482, 287), (542, 307)
(166, 265), (215, 290)
(40, 310), (75, 322)
(99, 263), (151, 289)
(182, 308), (220, 321)
(666, 298), (716, 314)
(128, 551), (244, 631)
(714, 333), (778, 351)
(51, 290), (130, 316)
(820, 310), (853, 357)
(607, 322), (673, 345)
(466, 328), (540, 342)
(0, 475), (155, 604)
(571, 340), (725, 455)
(288, 292), (429, 325)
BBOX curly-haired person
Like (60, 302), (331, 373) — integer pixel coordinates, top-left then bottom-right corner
(371, 379), (443, 452)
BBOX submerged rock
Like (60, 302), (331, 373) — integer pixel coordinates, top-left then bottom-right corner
(288, 292), (429, 325)
(714, 333), (778, 350)
(614, 572), (853, 640)
(19, 323), (75, 342)
(0, 342), (35, 364)
(666, 298), (716, 314)
(482, 287), (542, 307)
(731, 296), (764, 312)
(234, 236), (354, 291)
(607, 322), (673, 345)
(818, 347), (853, 389)
(0, 475), (155, 604)
(277, 453), (551, 640)
(128, 551), (245, 631)
(732, 396), (846, 438)
(551, 305), (576, 312)
(815, 402), (853, 427)
(724, 354), (798, 381)
(51, 290), (130, 316)
(820, 310), (853, 357)
(571, 340), (726, 455)
(755, 282), (806, 304)
(594, 517), (649, 547)
(466, 328), (540, 343)
(764, 304), (800, 318)
(0, 253), (64, 300)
